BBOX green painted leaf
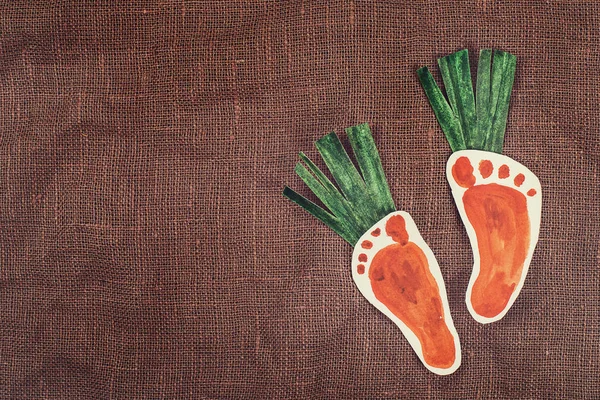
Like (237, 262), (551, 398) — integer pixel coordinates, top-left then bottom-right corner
(282, 186), (357, 245)
(282, 124), (396, 247)
(419, 48), (517, 154)
(486, 50), (517, 153)
(417, 67), (466, 152)
(294, 157), (363, 241)
(438, 50), (477, 149)
(475, 49), (493, 150)
(346, 123), (395, 216)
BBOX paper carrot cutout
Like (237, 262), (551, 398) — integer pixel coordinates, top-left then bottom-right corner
(283, 124), (461, 375)
(418, 49), (542, 324)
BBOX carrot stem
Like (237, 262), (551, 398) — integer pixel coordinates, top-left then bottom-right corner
(282, 186), (355, 244)
(418, 49), (517, 154)
(283, 123), (396, 247)
(417, 67), (466, 152)
(438, 50), (477, 149)
(346, 123), (396, 218)
(486, 50), (517, 153)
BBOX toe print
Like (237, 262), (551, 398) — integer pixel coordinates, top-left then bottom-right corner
(451, 156), (476, 188)
(447, 150), (542, 324)
(498, 164), (510, 179)
(478, 160), (493, 178)
(352, 211), (461, 375)
(514, 173), (525, 187)
(361, 240), (373, 249)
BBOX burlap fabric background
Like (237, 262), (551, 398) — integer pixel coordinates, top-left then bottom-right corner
(1, 1), (599, 399)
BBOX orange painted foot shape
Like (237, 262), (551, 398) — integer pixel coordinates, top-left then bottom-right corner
(447, 150), (542, 324)
(352, 211), (461, 375)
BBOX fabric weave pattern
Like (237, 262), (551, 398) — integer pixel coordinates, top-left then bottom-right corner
(1, 1), (599, 399)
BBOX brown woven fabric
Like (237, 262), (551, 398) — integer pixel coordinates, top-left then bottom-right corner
(1, 1), (599, 399)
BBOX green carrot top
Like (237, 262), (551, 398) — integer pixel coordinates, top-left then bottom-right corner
(283, 123), (395, 246)
(417, 49), (517, 154)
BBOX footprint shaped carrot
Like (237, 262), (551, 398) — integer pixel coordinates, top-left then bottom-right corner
(283, 123), (461, 375)
(418, 49), (542, 324)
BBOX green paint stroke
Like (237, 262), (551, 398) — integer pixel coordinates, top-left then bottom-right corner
(418, 49), (517, 154)
(283, 123), (396, 247)
(417, 67), (466, 152)
(438, 50), (477, 149)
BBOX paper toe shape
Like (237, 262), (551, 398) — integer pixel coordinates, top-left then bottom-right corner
(352, 211), (461, 375)
(447, 150), (542, 323)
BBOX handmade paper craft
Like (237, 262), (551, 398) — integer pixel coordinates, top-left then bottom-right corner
(283, 123), (461, 375)
(418, 49), (542, 324)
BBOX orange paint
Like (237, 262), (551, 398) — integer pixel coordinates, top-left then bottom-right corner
(369, 216), (456, 369)
(527, 189), (537, 197)
(478, 160), (493, 178)
(361, 240), (373, 249)
(385, 215), (408, 245)
(452, 156), (475, 188)
(514, 173), (525, 187)
(371, 228), (381, 237)
(358, 254), (368, 262)
(357, 264), (365, 275)
(498, 165), (510, 179)
(462, 183), (530, 318)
